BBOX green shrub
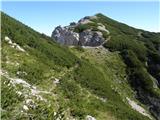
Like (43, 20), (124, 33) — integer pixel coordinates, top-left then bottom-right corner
(132, 68), (153, 91)
(74, 24), (90, 33)
(74, 61), (109, 98)
(103, 35), (147, 61)
(121, 50), (142, 68)
(121, 50), (155, 94)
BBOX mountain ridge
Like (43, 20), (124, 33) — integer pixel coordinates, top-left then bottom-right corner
(51, 13), (159, 47)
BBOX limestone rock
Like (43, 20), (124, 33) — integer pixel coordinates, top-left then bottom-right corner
(86, 115), (96, 120)
(51, 14), (107, 47)
(51, 23), (105, 46)
(51, 26), (79, 45)
(79, 30), (105, 46)
(78, 16), (97, 25)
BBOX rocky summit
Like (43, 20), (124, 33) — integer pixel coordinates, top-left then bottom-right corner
(51, 15), (108, 46)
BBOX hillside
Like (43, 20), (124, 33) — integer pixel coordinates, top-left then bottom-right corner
(1, 12), (160, 120)
(52, 13), (160, 119)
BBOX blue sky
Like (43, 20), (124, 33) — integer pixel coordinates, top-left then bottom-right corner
(2, 1), (160, 36)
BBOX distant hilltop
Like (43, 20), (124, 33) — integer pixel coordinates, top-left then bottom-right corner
(51, 14), (110, 46)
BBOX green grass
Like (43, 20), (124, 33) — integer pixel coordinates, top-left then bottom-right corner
(1, 76), (23, 119)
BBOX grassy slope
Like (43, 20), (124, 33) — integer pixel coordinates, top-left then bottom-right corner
(1, 12), (153, 120)
(70, 46), (151, 120)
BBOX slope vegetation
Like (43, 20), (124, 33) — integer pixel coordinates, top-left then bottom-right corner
(1, 12), (159, 120)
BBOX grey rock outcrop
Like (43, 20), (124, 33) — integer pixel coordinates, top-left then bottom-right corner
(78, 16), (95, 25)
(85, 115), (96, 120)
(79, 30), (104, 46)
(51, 26), (79, 45)
(51, 16), (106, 46)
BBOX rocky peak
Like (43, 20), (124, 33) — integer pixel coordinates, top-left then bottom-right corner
(78, 15), (97, 25)
(51, 15), (108, 46)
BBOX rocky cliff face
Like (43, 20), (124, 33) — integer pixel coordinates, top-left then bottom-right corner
(51, 15), (107, 46)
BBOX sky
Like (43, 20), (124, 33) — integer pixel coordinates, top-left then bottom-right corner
(1, 1), (160, 36)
